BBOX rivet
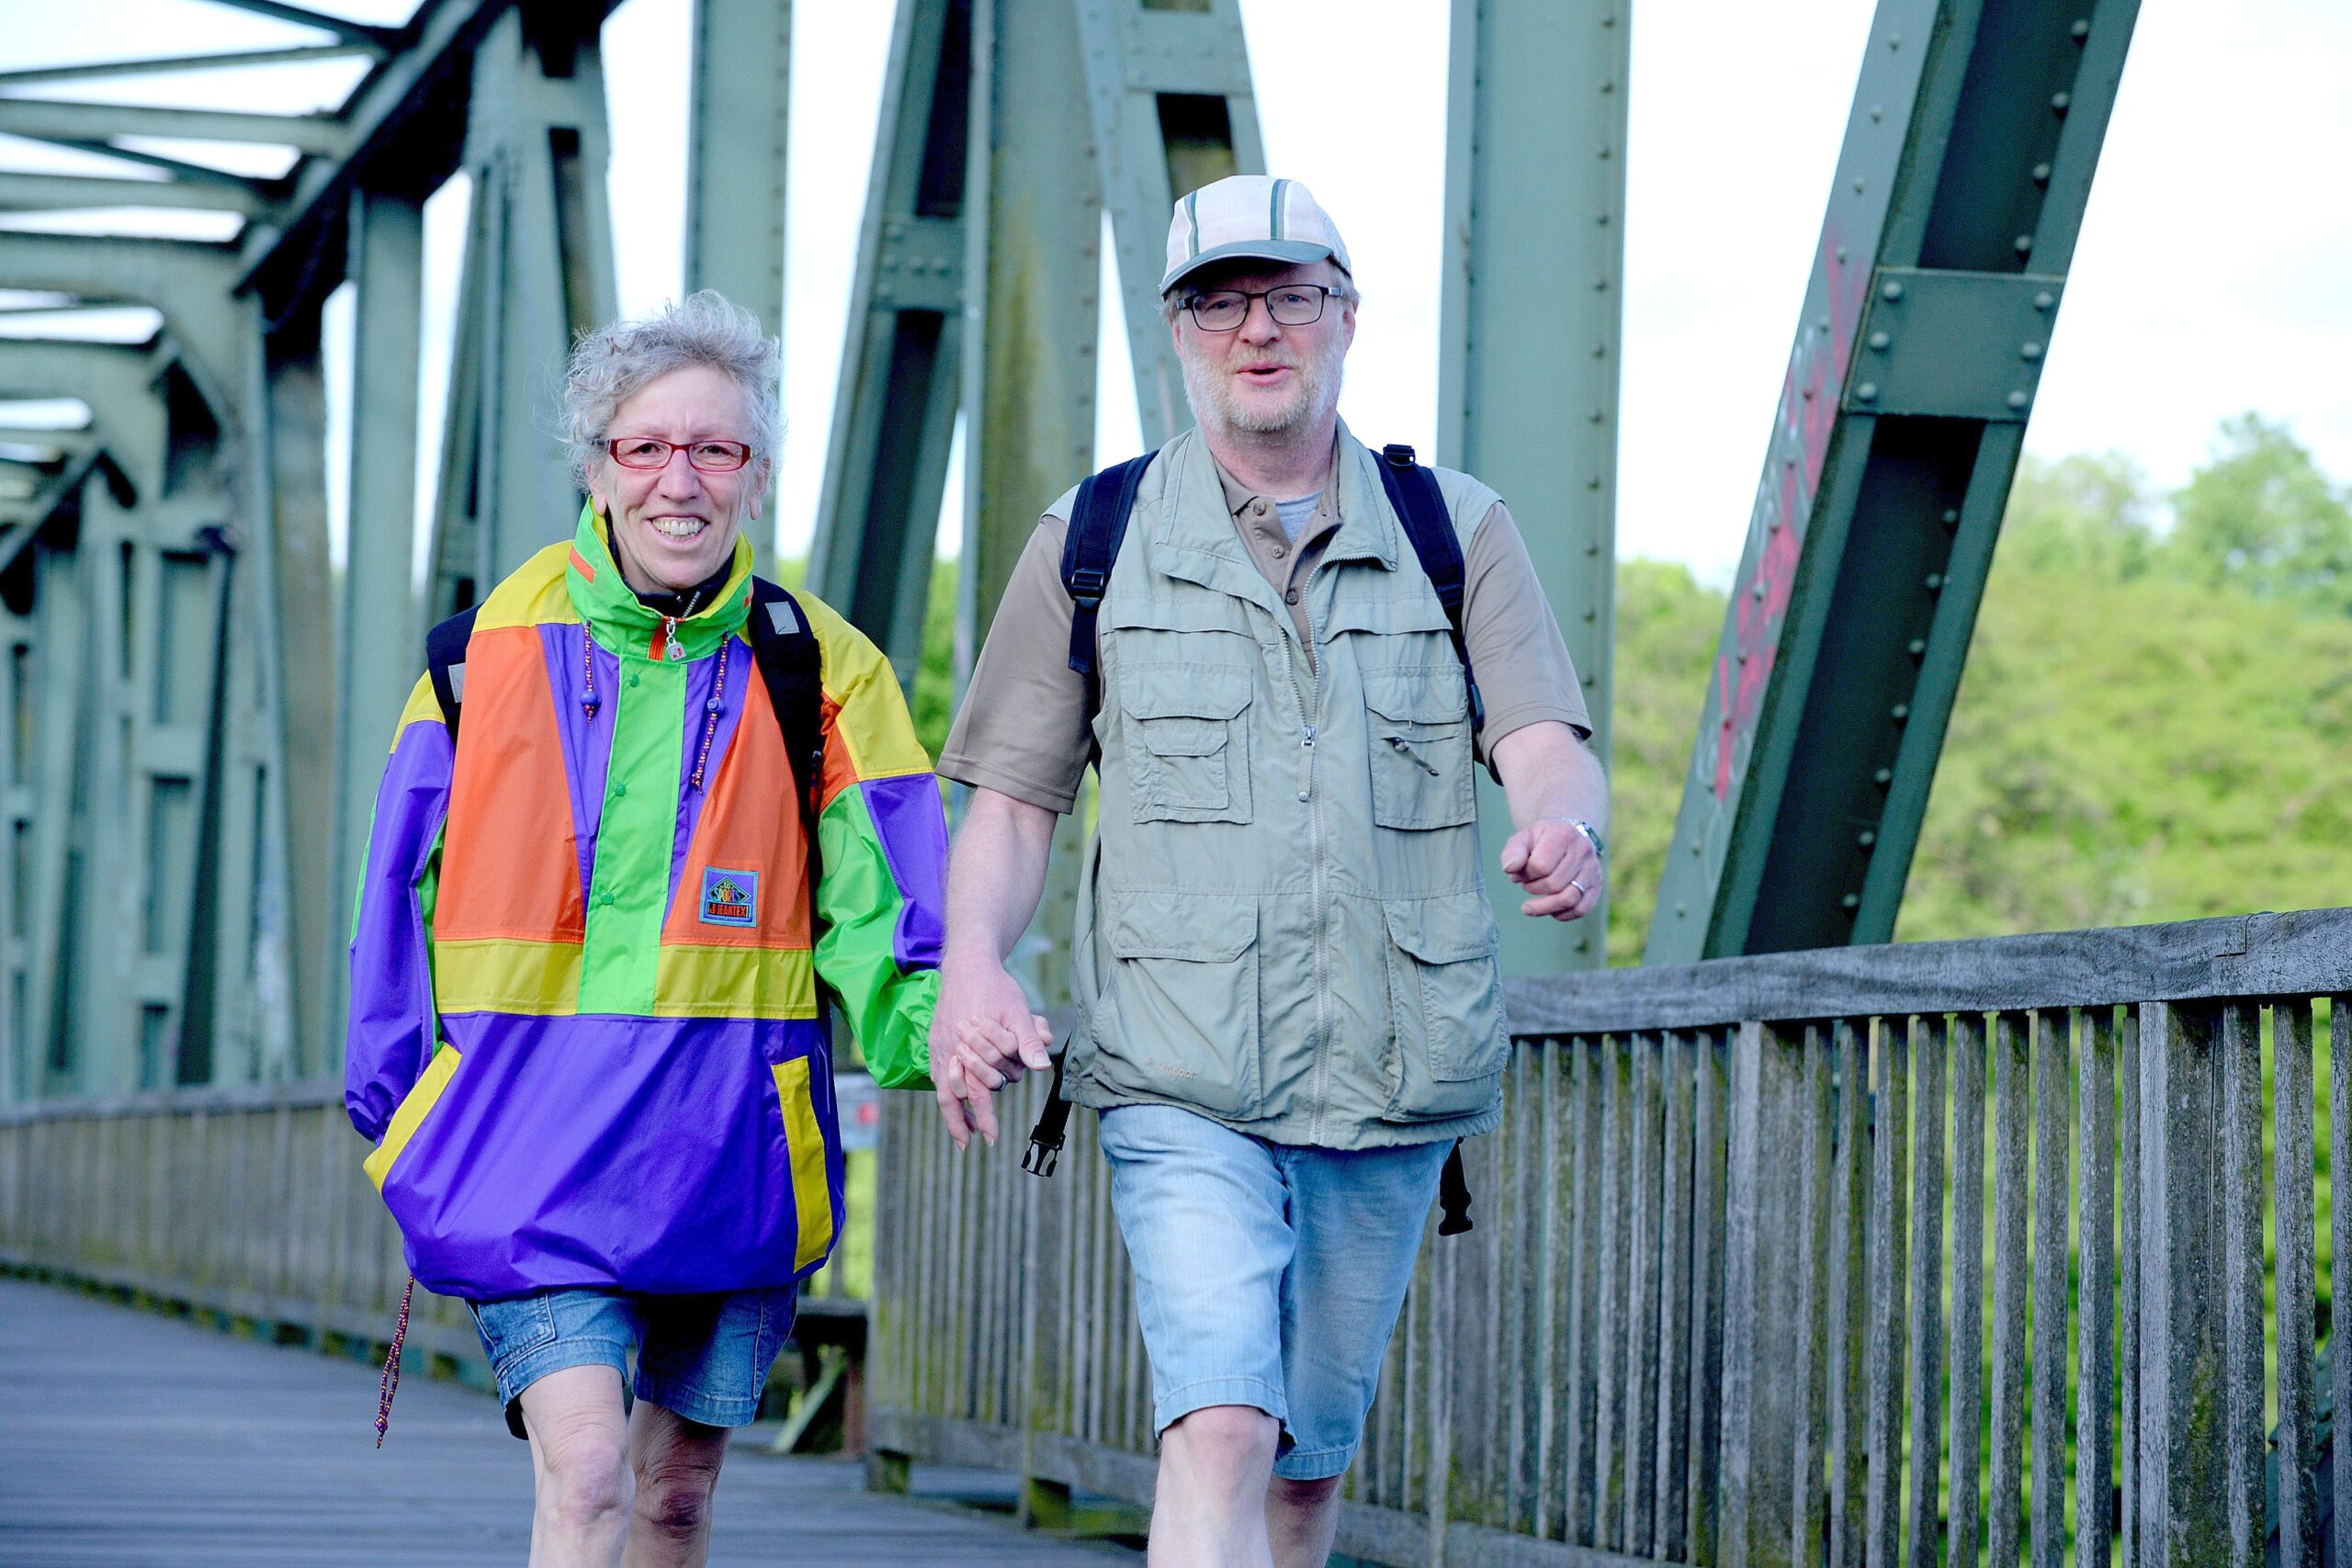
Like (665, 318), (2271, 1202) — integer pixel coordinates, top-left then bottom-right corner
(1752, 581), (1767, 599)
(2031, 164), (2052, 186)
(2051, 91), (2071, 112)
(2007, 389), (2030, 410)
(1594, 276), (1610, 291)
(1843, 893), (1862, 910)
(1907, 638), (1927, 657)
(1891, 703), (1909, 721)
(1586, 542), (1601, 556)
(1676, 904), (1687, 917)
(1601, 80), (1616, 94)
(1853, 178), (1866, 194)
(2014, 234), (2036, 255)
(1588, 474), (1603, 490)
(2020, 342), (2044, 360)
(1592, 342), (1608, 358)
(1869, 331), (1891, 351)
(1887, 30), (1902, 47)
(2071, 17), (2091, 38)
(1870, 105), (1884, 122)
(1874, 768), (1893, 786)
(1836, 246), (1849, 263)
(1882, 280), (1905, 301)
(2034, 290), (2056, 310)
(1583, 606), (1599, 621)
(1599, 145), (1612, 161)
(1941, 509), (1960, 525)
(1803, 387), (1815, 400)
(1817, 317), (1831, 333)
(1855, 381), (1879, 401)
(1786, 457), (1797, 468)
(1858, 829), (1878, 848)
(1925, 572), (1944, 590)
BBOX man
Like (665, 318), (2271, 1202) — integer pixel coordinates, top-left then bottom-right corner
(932, 176), (1607, 1568)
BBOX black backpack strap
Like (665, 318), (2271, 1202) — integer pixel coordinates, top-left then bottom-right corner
(424, 605), (481, 741)
(1374, 443), (1488, 745)
(1437, 1141), (1474, 1235)
(746, 578), (828, 892)
(1060, 452), (1157, 726)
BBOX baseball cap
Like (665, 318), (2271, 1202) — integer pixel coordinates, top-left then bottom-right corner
(1160, 175), (1353, 295)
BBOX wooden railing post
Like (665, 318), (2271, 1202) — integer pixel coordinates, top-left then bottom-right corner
(2135, 1000), (2227, 1568)
(1717, 1021), (1811, 1568)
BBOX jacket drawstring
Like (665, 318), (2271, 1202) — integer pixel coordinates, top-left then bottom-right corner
(375, 1276), (414, 1448)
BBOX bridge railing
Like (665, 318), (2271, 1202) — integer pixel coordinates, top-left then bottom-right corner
(869, 908), (2352, 1568)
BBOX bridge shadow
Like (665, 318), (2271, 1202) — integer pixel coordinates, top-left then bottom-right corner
(0, 1278), (1136, 1566)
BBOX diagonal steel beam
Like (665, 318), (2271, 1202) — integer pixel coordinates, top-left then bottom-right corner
(195, 0), (402, 49)
(0, 231), (243, 401)
(23, 138), (273, 196)
(0, 97), (350, 158)
(0, 171), (273, 219)
(0, 44), (371, 89)
(1645, 0), (2143, 962)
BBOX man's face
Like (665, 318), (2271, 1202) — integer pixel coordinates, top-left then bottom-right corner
(1169, 258), (1355, 442)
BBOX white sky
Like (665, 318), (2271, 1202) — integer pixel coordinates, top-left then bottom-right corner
(3, 0), (2348, 582)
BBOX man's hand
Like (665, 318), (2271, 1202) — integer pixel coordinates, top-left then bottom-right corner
(931, 958), (1054, 1150)
(1499, 818), (1603, 921)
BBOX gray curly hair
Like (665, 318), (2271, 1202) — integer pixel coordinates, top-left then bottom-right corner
(562, 290), (781, 486)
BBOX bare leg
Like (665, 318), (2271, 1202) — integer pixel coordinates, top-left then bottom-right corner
(1150, 1404), (1280, 1567)
(517, 1365), (632, 1568)
(1267, 1473), (1343, 1568)
(620, 1401), (732, 1568)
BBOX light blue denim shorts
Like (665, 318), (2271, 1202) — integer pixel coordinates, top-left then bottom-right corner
(467, 1284), (797, 1439)
(1097, 1103), (1451, 1482)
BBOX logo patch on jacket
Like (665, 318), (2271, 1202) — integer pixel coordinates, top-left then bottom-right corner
(700, 868), (758, 929)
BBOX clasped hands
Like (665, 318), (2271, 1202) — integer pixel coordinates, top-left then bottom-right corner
(931, 960), (1055, 1150)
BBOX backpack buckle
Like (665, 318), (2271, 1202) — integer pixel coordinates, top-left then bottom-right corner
(1021, 1133), (1063, 1178)
(1066, 565), (1109, 605)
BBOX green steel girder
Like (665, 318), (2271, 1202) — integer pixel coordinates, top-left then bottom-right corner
(1645, 0), (2142, 963)
(0, 338), (168, 502)
(0, 98), (351, 158)
(0, 231), (244, 404)
(0, 172), (274, 219)
(1072, 0), (1263, 446)
(202, 0), (403, 50)
(1438, 0), (1628, 976)
(0, 43), (373, 89)
(807, 0), (973, 683)
(685, 0), (790, 342)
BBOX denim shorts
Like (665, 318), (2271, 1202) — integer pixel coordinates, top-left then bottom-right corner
(467, 1284), (797, 1439)
(1097, 1103), (1451, 1482)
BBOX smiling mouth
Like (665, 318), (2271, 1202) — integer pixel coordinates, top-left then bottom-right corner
(1238, 364), (1293, 384)
(650, 515), (708, 540)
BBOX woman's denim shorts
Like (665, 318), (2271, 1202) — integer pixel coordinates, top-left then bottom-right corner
(467, 1284), (797, 1438)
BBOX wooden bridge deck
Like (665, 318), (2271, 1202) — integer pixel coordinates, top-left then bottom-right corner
(0, 1279), (1136, 1566)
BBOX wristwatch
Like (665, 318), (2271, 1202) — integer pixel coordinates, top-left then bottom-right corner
(1561, 818), (1606, 860)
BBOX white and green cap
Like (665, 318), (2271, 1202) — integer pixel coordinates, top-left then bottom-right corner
(1160, 175), (1353, 295)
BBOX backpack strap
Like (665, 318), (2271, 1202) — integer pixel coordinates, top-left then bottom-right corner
(1060, 451), (1157, 730)
(424, 605), (481, 740)
(746, 577), (829, 864)
(1374, 443), (1490, 750)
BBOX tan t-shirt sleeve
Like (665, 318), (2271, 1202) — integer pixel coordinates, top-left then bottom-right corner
(936, 515), (1091, 815)
(1463, 499), (1593, 743)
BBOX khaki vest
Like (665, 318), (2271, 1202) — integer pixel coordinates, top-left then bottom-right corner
(1066, 426), (1509, 1149)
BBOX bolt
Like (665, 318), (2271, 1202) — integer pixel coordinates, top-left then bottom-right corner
(1599, 145), (1612, 161)
(1888, 30), (1902, 47)
(2032, 164), (2052, 186)
(1892, 703), (1910, 721)
(1587, 542), (1601, 556)
(1836, 245), (1849, 264)
(1583, 606), (1598, 621)
(1601, 79), (1616, 93)
(2051, 91), (2072, 112)
(1588, 474), (1602, 490)
(2034, 290), (2056, 310)
(2015, 233), (2036, 255)
(1869, 331), (1891, 351)
(1855, 381), (1879, 400)
(1854, 178), (1867, 194)
(1676, 904), (1687, 917)
(1690, 842), (1702, 857)
(1942, 509), (1961, 525)
(1803, 387), (1815, 400)
(1859, 829), (1878, 848)
(2072, 17), (2091, 39)
(1593, 342), (1608, 358)
(1882, 280), (1905, 301)
(1925, 572), (1944, 591)
(1871, 105), (1884, 122)
(1874, 768), (1893, 786)
(2007, 389), (2031, 410)
(1752, 580), (1767, 599)
(1908, 638), (1928, 657)
(1817, 317), (1831, 333)
(1594, 276), (1610, 291)
(1590, 409), (1606, 424)
(2020, 342), (2044, 360)
(1843, 894), (1862, 910)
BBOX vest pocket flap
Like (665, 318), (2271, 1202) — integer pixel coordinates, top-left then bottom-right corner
(1107, 890), (1258, 962)
(1363, 665), (1469, 724)
(1323, 593), (1454, 638)
(1382, 893), (1499, 964)
(1122, 664), (1251, 721)
(1105, 595), (1254, 635)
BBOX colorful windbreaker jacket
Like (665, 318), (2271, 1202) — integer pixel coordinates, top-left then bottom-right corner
(345, 508), (944, 1299)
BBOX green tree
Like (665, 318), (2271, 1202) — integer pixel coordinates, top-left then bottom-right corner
(1602, 560), (1724, 964)
(2169, 412), (2352, 609)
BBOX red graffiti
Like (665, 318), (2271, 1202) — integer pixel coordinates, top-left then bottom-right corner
(1711, 227), (1871, 802)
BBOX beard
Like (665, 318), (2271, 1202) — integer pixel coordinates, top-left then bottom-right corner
(1179, 335), (1346, 440)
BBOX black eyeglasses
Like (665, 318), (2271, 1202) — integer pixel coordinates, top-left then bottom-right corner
(606, 436), (755, 473)
(1182, 284), (1343, 333)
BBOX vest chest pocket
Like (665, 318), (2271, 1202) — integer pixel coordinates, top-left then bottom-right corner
(1120, 664), (1253, 824)
(1363, 667), (1475, 829)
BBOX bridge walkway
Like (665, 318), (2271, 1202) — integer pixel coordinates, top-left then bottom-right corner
(0, 1278), (1136, 1566)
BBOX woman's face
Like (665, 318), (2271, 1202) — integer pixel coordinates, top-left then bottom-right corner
(587, 364), (767, 595)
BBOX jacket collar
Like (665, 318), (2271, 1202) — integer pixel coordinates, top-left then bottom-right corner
(1152, 423), (1398, 589)
(564, 502), (753, 661)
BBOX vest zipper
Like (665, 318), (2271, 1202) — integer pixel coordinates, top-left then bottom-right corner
(1280, 581), (1334, 1145)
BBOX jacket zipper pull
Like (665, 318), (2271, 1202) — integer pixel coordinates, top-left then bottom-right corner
(1386, 734), (1441, 776)
(661, 615), (686, 660)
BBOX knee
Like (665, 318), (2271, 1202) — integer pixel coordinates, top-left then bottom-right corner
(1165, 1404), (1280, 1477)
(633, 1452), (722, 1542)
(535, 1421), (630, 1533)
(1270, 1472), (1342, 1512)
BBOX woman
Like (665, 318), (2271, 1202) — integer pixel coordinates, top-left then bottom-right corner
(345, 291), (943, 1566)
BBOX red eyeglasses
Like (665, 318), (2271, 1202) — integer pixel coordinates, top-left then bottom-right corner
(605, 437), (754, 472)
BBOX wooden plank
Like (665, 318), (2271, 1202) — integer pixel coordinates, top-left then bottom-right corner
(1904, 1017), (1948, 1568)
(1986, 1013), (2030, 1568)
(1504, 908), (2352, 1038)
(2075, 1009), (2118, 1568)
(2334, 997), (2352, 1568)
(1826, 1020), (1870, 1568)
(1863, 1018), (1908, 1568)
(1717, 1021), (1810, 1568)
(1624, 1035), (1663, 1554)
(1566, 1038), (1600, 1544)
(1654, 1029), (1697, 1562)
(2118, 1008), (2142, 1568)
(2220, 1001), (2263, 1568)
(1595, 1034), (1629, 1549)
(1792, 1025), (1834, 1568)
(2030, 1010), (2070, 1568)
(1686, 1028), (1729, 1568)
(2272, 999), (2318, 1568)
